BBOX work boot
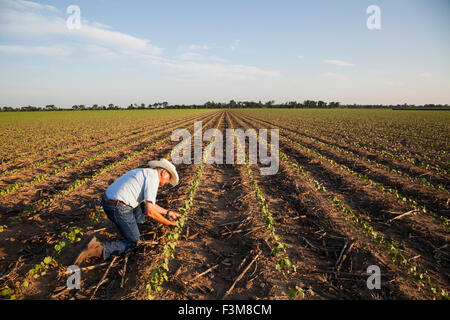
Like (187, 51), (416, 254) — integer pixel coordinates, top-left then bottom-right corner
(73, 236), (103, 265)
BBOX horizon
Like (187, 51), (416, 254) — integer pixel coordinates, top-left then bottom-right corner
(0, 0), (449, 108)
(2, 100), (450, 110)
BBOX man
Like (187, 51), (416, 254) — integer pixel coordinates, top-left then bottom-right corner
(74, 158), (181, 265)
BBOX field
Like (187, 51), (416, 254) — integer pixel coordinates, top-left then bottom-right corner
(0, 109), (448, 300)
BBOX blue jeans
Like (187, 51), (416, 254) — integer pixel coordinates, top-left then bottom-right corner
(101, 196), (146, 260)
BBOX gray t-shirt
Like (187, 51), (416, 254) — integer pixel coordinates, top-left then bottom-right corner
(105, 168), (159, 208)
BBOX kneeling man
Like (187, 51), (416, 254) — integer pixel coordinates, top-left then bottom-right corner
(74, 159), (181, 264)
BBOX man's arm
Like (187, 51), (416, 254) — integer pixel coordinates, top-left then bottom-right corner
(144, 201), (178, 226)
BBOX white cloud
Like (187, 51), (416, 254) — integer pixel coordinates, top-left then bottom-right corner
(84, 45), (120, 60)
(208, 56), (229, 63)
(91, 21), (113, 30)
(324, 59), (355, 67)
(176, 52), (205, 61)
(0, 1), (280, 80)
(145, 58), (280, 80)
(0, 0), (163, 56)
(1, 0), (59, 12)
(75, 22), (163, 55)
(0, 44), (71, 55)
(187, 44), (209, 50)
(175, 52), (229, 64)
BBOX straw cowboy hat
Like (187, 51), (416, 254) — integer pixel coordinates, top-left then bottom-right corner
(148, 158), (179, 186)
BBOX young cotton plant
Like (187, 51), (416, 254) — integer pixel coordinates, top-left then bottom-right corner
(248, 115), (448, 230)
(230, 114), (295, 274)
(146, 116), (223, 299)
(247, 114), (448, 194)
(281, 133), (449, 229)
(276, 136), (448, 300)
(6, 115), (212, 226)
(54, 227), (84, 255)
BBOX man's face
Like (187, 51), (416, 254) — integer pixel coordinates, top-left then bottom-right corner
(158, 169), (171, 187)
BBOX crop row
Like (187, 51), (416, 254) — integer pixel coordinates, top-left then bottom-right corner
(6, 113), (220, 226)
(1, 133), (93, 164)
(227, 113), (296, 273)
(1, 113), (221, 299)
(1, 127), (115, 166)
(245, 113), (448, 190)
(239, 114), (449, 228)
(145, 114), (224, 299)
(243, 114), (448, 194)
(283, 151), (448, 299)
(232, 112), (448, 299)
(0, 113), (212, 200)
(283, 113), (449, 159)
(311, 125), (448, 176)
(0, 115), (201, 178)
(0, 114), (148, 161)
(321, 122), (447, 157)
(246, 112), (448, 176)
(2, 216), (107, 299)
(281, 133), (449, 229)
(0, 111), (208, 166)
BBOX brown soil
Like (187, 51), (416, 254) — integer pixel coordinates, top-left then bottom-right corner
(0, 110), (448, 300)
(239, 119), (450, 292)
(0, 115), (202, 189)
(0, 116), (169, 167)
(244, 114), (449, 189)
(0, 113), (215, 219)
(244, 114), (450, 218)
(0, 112), (220, 299)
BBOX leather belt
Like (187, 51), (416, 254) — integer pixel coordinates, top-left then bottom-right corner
(104, 195), (129, 207)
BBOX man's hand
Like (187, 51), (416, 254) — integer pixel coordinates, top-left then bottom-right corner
(145, 201), (178, 226)
(167, 210), (181, 221)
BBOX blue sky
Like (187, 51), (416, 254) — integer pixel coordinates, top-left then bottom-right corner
(0, 0), (449, 107)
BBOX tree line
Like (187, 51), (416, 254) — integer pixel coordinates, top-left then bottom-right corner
(1, 101), (449, 112)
